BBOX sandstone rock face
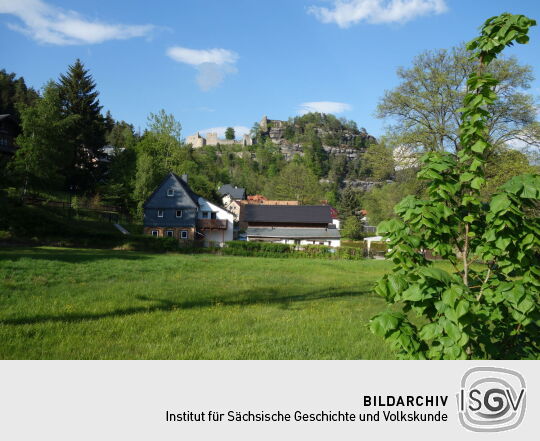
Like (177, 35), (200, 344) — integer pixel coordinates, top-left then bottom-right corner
(323, 145), (363, 160)
(258, 115), (377, 163)
(343, 179), (394, 191)
(278, 142), (304, 160)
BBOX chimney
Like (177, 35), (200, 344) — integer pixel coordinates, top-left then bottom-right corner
(181, 174), (188, 183)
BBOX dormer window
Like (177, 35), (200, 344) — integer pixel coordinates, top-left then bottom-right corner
(167, 188), (174, 197)
(157, 209), (164, 218)
(176, 210), (183, 218)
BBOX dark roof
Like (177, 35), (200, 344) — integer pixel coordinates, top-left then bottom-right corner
(242, 205), (332, 224)
(246, 227), (340, 239)
(0, 114), (12, 121)
(143, 172), (200, 208)
(218, 184), (246, 200)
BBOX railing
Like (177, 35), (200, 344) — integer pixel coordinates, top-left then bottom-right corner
(197, 219), (227, 229)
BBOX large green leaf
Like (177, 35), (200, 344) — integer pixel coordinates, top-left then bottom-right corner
(490, 194), (511, 213)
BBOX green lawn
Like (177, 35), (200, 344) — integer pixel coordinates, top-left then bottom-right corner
(0, 247), (397, 359)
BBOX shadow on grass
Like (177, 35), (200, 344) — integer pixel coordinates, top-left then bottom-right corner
(0, 285), (377, 326)
(0, 247), (151, 263)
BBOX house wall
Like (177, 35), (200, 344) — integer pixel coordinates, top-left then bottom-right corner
(247, 237), (341, 247)
(143, 226), (196, 240)
(197, 197), (234, 246)
(144, 207), (198, 228)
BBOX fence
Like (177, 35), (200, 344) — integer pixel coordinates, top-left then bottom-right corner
(20, 195), (132, 224)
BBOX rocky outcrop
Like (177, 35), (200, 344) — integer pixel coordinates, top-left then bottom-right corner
(343, 179), (394, 191)
(323, 145), (364, 160)
(278, 142), (304, 160)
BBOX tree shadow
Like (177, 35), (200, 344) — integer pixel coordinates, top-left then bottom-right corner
(0, 285), (376, 326)
(0, 247), (151, 263)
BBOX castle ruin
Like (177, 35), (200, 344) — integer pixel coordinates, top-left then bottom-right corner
(186, 132), (253, 148)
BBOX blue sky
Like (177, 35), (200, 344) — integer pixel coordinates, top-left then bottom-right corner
(1, 0), (539, 140)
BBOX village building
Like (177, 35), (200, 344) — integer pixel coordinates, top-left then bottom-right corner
(217, 184), (246, 222)
(143, 173), (234, 247)
(240, 205), (341, 247)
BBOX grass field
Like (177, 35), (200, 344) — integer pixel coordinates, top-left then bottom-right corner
(0, 247), (397, 359)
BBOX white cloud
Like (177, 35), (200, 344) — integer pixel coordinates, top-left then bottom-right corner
(199, 126), (251, 139)
(0, 0), (154, 45)
(298, 101), (352, 115)
(166, 47), (238, 66)
(308, 0), (448, 28)
(166, 46), (239, 91)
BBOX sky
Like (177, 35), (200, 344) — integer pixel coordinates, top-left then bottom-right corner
(1, 0), (539, 140)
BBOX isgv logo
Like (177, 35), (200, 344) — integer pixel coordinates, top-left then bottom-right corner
(457, 367), (526, 432)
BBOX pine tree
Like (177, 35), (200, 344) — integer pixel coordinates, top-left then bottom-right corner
(58, 59), (106, 191)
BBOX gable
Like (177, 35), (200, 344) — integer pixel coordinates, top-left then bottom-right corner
(144, 173), (199, 209)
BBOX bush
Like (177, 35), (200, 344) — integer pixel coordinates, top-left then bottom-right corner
(223, 241), (294, 257)
(222, 241), (363, 260)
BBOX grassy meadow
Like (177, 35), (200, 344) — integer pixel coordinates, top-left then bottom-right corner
(0, 247), (398, 359)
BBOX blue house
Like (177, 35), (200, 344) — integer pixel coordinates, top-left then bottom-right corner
(143, 173), (234, 246)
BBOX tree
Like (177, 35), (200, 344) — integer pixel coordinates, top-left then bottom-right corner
(11, 82), (75, 193)
(361, 174), (423, 226)
(133, 110), (186, 215)
(225, 127), (235, 140)
(106, 119), (138, 149)
(359, 141), (395, 181)
(338, 185), (361, 219)
(143, 109), (183, 170)
(370, 13), (539, 360)
(377, 43), (539, 155)
(304, 133), (328, 178)
(342, 216), (363, 240)
(264, 162), (323, 204)
(58, 59), (106, 191)
(483, 147), (536, 198)
(0, 69), (39, 122)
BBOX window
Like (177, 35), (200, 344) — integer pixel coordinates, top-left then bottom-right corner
(202, 211), (210, 219)
(157, 209), (164, 218)
(180, 230), (188, 239)
(167, 188), (174, 197)
(176, 210), (183, 218)
(151, 230), (159, 237)
(166, 230), (174, 237)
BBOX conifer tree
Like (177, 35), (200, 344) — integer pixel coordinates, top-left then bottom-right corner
(58, 59), (106, 191)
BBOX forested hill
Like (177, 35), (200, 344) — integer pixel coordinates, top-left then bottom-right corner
(255, 113), (376, 149)
(1, 62), (393, 223)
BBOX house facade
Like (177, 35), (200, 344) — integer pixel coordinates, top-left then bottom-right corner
(143, 173), (233, 246)
(240, 205), (341, 247)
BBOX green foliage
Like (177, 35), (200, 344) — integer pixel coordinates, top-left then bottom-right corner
(225, 127), (235, 140)
(370, 13), (539, 360)
(0, 69), (39, 122)
(264, 162), (324, 204)
(57, 59), (107, 191)
(342, 216), (363, 240)
(361, 170), (424, 225)
(338, 185), (361, 218)
(223, 241), (363, 260)
(482, 147), (535, 198)
(359, 142), (395, 181)
(11, 82), (76, 193)
(377, 42), (539, 154)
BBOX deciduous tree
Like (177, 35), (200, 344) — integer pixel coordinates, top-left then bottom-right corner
(370, 13), (539, 360)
